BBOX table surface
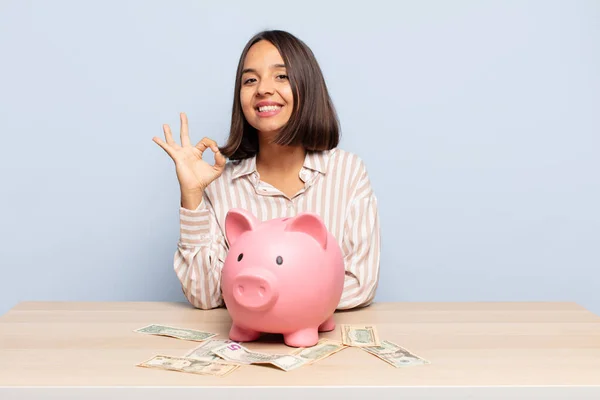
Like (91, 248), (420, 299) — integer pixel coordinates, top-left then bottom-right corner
(1, 301), (599, 387)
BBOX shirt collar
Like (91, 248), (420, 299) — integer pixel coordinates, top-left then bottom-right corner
(231, 149), (332, 180)
(231, 156), (257, 180)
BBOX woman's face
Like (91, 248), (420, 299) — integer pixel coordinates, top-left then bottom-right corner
(240, 40), (294, 138)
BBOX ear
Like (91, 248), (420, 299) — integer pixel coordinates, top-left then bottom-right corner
(284, 212), (328, 249)
(225, 208), (259, 246)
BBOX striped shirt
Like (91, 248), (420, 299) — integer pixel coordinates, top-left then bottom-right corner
(175, 147), (381, 310)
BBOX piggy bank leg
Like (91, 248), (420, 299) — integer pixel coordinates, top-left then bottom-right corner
(229, 323), (261, 342)
(318, 315), (335, 332)
(283, 328), (319, 348)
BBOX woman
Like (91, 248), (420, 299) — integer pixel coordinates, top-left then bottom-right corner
(153, 30), (380, 310)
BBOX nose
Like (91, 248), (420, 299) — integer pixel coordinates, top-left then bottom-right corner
(257, 79), (274, 96)
(232, 268), (278, 311)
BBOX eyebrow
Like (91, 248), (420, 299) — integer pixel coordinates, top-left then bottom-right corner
(241, 63), (286, 74)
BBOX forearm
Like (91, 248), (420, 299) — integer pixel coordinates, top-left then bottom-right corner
(175, 245), (225, 309)
(175, 198), (227, 309)
(337, 176), (381, 310)
(338, 273), (378, 310)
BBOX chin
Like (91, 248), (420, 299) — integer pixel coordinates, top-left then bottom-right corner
(253, 121), (289, 136)
(258, 125), (284, 134)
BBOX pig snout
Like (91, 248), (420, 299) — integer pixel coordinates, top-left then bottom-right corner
(232, 269), (279, 311)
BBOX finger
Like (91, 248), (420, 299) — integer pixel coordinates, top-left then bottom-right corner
(195, 141), (208, 158)
(152, 136), (175, 159)
(163, 124), (177, 146)
(195, 137), (217, 156)
(201, 137), (218, 148)
(180, 112), (191, 147)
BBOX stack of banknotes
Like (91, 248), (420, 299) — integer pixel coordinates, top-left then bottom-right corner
(134, 323), (430, 377)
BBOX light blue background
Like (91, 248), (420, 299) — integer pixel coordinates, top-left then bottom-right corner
(1, 0), (598, 316)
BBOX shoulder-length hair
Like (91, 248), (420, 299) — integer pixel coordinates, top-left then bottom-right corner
(219, 30), (340, 160)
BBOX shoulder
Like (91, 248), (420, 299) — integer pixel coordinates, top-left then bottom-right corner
(326, 148), (377, 202)
(325, 148), (370, 178)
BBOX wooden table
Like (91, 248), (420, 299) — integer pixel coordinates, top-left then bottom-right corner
(1, 301), (599, 399)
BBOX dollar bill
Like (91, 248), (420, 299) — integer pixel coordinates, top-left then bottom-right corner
(134, 324), (217, 342)
(184, 339), (235, 362)
(211, 342), (306, 371)
(137, 354), (239, 376)
(362, 340), (430, 368)
(290, 338), (348, 364)
(340, 324), (381, 347)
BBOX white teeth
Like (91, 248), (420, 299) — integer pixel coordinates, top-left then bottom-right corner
(258, 105), (282, 112)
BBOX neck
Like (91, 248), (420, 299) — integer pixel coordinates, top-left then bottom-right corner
(256, 133), (306, 175)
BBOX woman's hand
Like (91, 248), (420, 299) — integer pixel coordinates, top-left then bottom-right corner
(153, 112), (226, 195)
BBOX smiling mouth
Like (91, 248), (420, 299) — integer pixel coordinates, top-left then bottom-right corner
(256, 105), (283, 117)
(256, 105), (282, 112)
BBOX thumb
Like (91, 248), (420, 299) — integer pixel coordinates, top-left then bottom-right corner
(213, 148), (227, 170)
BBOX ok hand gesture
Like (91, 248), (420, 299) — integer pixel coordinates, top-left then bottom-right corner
(153, 112), (226, 194)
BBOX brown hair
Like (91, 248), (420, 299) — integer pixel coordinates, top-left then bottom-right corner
(219, 30), (340, 160)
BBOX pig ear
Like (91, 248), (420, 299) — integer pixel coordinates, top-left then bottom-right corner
(284, 212), (328, 249)
(225, 208), (259, 246)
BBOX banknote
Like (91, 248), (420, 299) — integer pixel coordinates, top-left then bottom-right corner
(137, 354), (239, 376)
(134, 324), (217, 342)
(184, 339), (235, 361)
(290, 338), (348, 364)
(211, 342), (306, 371)
(362, 340), (430, 368)
(340, 324), (381, 347)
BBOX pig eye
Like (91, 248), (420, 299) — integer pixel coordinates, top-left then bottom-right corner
(237, 253), (243, 262)
(276, 256), (283, 265)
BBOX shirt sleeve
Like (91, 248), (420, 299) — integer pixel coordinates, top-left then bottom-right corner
(174, 194), (228, 309)
(337, 159), (381, 310)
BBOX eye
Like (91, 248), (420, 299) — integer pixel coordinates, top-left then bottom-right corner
(237, 253), (243, 262)
(276, 74), (288, 80)
(243, 78), (256, 84)
(276, 256), (283, 265)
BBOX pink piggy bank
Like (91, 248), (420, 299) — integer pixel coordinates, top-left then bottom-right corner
(221, 208), (345, 348)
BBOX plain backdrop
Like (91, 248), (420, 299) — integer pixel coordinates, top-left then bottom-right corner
(1, 0), (598, 316)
